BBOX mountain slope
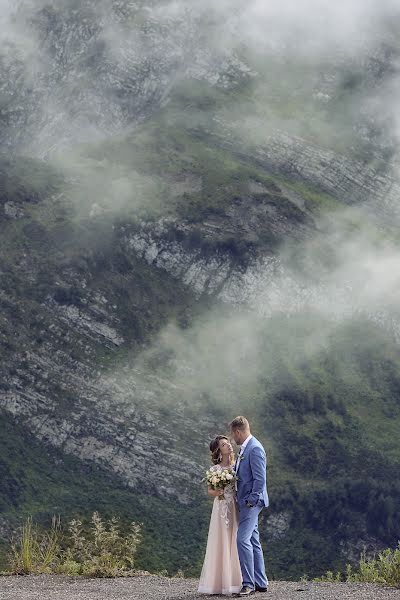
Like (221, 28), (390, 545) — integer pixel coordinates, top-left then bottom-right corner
(1, 126), (400, 578)
(1, 0), (400, 581)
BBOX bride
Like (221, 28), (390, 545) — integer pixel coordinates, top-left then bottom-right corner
(198, 435), (242, 596)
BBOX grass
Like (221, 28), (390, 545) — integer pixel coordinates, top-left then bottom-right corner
(7, 515), (62, 575)
(274, 178), (339, 214)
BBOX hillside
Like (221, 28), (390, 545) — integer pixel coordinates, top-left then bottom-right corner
(0, 0), (400, 580)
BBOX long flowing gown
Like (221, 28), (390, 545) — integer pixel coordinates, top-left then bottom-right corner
(198, 464), (242, 595)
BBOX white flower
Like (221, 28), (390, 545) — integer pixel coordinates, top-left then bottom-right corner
(226, 473), (233, 480)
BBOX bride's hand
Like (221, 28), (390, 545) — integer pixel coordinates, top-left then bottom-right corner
(208, 488), (224, 497)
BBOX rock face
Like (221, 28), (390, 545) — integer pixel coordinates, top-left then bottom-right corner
(0, 234), (215, 504)
(250, 138), (398, 217)
(199, 127), (400, 222)
(123, 170), (314, 303)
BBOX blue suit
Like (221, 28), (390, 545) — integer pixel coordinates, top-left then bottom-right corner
(235, 436), (269, 590)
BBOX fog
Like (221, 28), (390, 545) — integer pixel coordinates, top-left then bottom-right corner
(105, 202), (400, 420)
(2, 0), (400, 157)
(2, 0), (400, 418)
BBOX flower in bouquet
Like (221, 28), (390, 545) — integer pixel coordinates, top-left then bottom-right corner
(202, 465), (237, 500)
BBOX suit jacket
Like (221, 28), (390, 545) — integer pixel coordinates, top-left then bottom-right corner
(235, 435), (269, 509)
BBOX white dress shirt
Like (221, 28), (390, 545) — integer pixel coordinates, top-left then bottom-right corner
(234, 433), (253, 471)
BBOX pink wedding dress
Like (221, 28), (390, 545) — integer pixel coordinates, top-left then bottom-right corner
(198, 464), (242, 595)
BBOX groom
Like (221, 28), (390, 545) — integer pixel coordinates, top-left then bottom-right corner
(230, 416), (269, 596)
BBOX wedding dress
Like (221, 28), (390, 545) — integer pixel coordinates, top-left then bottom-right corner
(198, 464), (242, 595)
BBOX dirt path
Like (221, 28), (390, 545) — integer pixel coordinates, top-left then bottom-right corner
(1, 575), (399, 600)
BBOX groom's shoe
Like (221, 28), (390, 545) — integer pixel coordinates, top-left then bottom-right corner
(255, 584), (269, 592)
(235, 586), (255, 596)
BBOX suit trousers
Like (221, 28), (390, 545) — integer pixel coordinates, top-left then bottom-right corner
(237, 504), (268, 589)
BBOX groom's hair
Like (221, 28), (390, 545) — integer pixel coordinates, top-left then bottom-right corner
(229, 416), (250, 431)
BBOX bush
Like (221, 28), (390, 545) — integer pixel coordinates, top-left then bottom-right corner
(7, 511), (142, 577)
(58, 511), (142, 577)
(314, 542), (400, 587)
(345, 544), (400, 587)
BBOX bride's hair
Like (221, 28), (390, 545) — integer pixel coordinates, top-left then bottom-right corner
(209, 435), (234, 465)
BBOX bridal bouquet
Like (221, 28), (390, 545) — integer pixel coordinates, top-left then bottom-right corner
(203, 466), (237, 500)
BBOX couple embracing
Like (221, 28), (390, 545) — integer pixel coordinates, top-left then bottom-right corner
(198, 416), (269, 597)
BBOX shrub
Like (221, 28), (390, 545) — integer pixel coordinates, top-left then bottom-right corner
(7, 511), (142, 577)
(58, 511), (142, 577)
(314, 542), (400, 587)
(345, 544), (400, 587)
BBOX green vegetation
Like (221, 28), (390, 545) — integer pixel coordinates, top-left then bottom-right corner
(254, 316), (400, 579)
(6, 512), (141, 577)
(274, 178), (339, 214)
(315, 543), (400, 587)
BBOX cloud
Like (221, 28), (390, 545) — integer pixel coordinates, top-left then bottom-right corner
(106, 201), (400, 419)
(1, 0), (399, 163)
(153, 0), (400, 58)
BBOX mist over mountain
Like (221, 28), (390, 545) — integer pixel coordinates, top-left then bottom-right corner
(0, 0), (400, 579)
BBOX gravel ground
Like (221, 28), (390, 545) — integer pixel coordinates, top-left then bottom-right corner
(0, 575), (399, 600)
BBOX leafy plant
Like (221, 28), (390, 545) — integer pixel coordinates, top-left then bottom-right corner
(315, 543), (400, 587)
(58, 511), (142, 577)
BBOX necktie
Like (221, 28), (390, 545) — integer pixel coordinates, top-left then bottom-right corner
(234, 447), (242, 491)
(234, 447), (242, 472)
